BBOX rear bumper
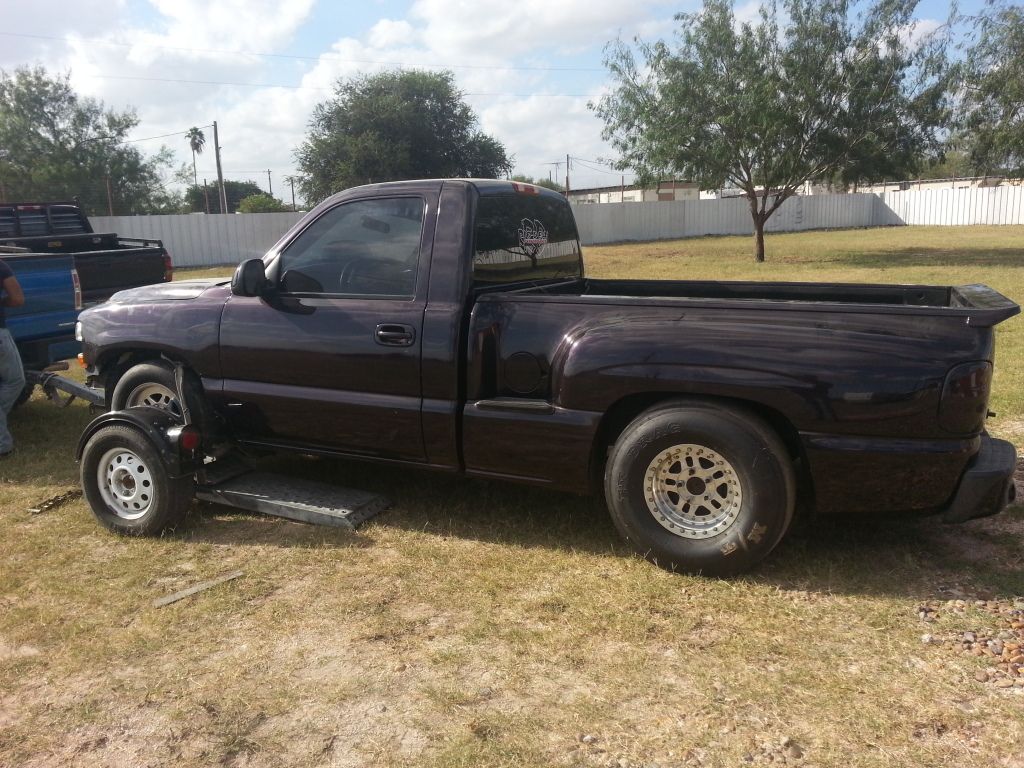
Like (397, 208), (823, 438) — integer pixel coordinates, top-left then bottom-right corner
(941, 436), (1018, 523)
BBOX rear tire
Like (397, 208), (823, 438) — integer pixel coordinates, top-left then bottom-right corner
(81, 424), (194, 536)
(604, 400), (795, 576)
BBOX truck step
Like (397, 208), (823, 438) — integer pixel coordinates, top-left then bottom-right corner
(195, 472), (390, 529)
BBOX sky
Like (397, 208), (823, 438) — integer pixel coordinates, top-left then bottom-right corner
(1, 0), (978, 198)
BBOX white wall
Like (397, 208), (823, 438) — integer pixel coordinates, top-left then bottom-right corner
(573, 187), (1024, 245)
(876, 186), (1024, 227)
(90, 212), (304, 267)
(571, 192), (882, 244)
(87, 186), (1024, 266)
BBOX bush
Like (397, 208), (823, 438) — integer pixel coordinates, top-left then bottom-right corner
(237, 193), (288, 213)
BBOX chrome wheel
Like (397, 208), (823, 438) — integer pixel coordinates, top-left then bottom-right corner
(97, 448), (155, 520)
(125, 382), (179, 413)
(643, 443), (742, 539)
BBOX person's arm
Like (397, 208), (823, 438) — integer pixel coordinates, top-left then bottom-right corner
(2, 276), (24, 308)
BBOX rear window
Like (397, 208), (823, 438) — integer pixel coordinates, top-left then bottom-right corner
(473, 194), (582, 287)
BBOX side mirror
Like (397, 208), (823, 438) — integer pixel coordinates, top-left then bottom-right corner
(231, 258), (270, 297)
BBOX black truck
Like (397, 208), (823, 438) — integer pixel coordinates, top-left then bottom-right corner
(0, 201), (171, 306)
(73, 179), (1020, 575)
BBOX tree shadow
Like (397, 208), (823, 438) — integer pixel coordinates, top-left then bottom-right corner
(835, 246), (1024, 270)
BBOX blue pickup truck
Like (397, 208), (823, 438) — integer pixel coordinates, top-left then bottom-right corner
(1, 201), (172, 405)
(2, 253), (81, 405)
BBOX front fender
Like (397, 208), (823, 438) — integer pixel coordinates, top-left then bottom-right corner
(75, 407), (199, 478)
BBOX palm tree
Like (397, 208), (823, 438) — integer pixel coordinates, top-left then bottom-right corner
(185, 127), (206, 188)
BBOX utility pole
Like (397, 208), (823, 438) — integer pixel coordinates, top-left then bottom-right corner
(266, 169), (273, 196)
(203, 178), (211, 214)
(213, 120), (228, 214)
(620, 174), (625, 202)
(288, 177), (296, 211)
(105, 175), (114, 216)
(565, 154), (571, 196)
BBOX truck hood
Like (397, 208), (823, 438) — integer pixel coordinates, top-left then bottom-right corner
(108, 278), (230, 303)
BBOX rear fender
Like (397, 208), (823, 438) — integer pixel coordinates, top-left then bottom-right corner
(75, 406), (200, 478)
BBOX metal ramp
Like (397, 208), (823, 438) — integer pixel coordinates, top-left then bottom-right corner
(195, 468), (390, 530)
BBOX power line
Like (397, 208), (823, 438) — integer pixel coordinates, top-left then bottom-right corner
(83, 73), (589, 98)
(571, 156), (630, 176)
(0, 30), (605, 73)
(122, 125), (214, 143)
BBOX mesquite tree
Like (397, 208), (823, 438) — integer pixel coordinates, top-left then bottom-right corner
(593, 0), (950, 261)
(296, 70), (512, 205)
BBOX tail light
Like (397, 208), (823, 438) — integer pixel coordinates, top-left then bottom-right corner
(163, 252), (174, 282)
(511, 182), (540, 195)
(167, 424), (202, 454)
(939, 361), (992, 434)
(71, 268), (82, 310)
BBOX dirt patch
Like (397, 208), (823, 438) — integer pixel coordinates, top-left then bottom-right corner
(1015, 457), (1024, 502)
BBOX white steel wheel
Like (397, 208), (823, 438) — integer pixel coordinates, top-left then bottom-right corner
(81, 424), (194, 536)
(644, 443), (742, 539)
(96, 447), (155, 520)
(125, 382), (180, 413)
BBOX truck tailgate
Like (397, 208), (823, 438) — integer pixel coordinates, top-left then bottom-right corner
(5, 254), (78, 343)
(74, 244), (169, 304)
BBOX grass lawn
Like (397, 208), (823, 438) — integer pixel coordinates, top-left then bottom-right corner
(1, 225), (1022, 768)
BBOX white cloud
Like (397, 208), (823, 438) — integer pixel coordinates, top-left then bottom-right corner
(146, 0), (316, 53)
(0, 0), (733, 193)
(898, 18), (942, 52)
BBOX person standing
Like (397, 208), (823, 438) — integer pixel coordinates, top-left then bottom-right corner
(0, 258), (26, 457)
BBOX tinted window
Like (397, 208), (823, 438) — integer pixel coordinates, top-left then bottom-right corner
(279, 197), (424, 297)
(473, 194), (581, 287)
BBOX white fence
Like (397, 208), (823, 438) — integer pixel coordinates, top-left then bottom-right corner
(90, 212), (303, 267)
(571, 193), (882, 244)
(88, 186), (1024, 267)
(875, 185), (1024, 227)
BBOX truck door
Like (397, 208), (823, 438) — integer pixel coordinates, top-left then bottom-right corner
(218, 194), (435, 461)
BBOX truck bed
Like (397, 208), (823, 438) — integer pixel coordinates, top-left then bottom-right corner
(497, 277), (1020, 327)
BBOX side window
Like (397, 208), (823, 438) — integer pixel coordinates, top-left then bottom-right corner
(278, 197), (425, 297)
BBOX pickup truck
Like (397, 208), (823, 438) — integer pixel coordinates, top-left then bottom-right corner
(0, 201), (172, 305)
(2, 201), (172, 405)
(73, 179), (1020, 575)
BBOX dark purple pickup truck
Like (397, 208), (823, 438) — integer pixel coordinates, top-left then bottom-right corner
(74, 179), (1020, 574)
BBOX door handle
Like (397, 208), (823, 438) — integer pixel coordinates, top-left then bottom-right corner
(375, 323), (416, 346)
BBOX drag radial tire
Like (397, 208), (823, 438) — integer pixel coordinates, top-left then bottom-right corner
(80, 424), (195, 536)
(604, 400), (795, 576)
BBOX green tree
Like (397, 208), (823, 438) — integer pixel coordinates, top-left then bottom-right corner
(295, 70), (513, 204)
(593, 0), (951, 261)
(511, 173), (565, 192)
(184, 127), (206, 188)
(183, 179), (262, 214)
(0, 66), (176, 215)
(237, 193), (288, 213)
(958, 1), (1024, 176)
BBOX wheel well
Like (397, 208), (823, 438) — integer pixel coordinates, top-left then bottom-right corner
(588, 392), (809, 494)
(99, 350), (175, 406)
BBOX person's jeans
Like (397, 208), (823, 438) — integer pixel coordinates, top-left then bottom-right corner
(0, 328), (26, 453)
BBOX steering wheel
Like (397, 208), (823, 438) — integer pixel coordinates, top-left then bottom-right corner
(339, 258), (367, 290)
